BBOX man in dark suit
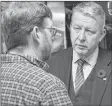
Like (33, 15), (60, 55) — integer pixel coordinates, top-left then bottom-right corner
(47, 2), (112, 105)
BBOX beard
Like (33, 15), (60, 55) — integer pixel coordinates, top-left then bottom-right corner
(41, 43), (51, 61)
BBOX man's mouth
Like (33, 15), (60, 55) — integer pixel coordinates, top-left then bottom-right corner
(76, 44), (87, 48)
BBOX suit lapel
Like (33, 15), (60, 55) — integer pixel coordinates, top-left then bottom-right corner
(90, 49), (111, 105)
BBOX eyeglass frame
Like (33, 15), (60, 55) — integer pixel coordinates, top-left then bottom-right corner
(40, 27), (58, 37)
(46, 27), (58, 37)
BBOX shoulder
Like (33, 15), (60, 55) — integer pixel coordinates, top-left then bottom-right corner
(1, 55), (72, 105)
(17, 63), (67, 91)
(4, 61), (68, 95)
(98, 48), (111, 67)
(99, 48), (111, 58)
(37, 72), (72, 105)
(2, 60), (65, 89)
(22, 65), (72, 105)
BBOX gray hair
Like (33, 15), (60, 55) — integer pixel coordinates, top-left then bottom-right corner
(72, 2), (106, 27)
(2, 2), (52, 51)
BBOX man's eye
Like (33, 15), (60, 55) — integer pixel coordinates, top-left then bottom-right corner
(73, 27), (81, 32)
(86, 30), (95, 34)
(74, 27), (80, 30)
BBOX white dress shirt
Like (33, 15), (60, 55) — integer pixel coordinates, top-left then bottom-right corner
(72, 47), (99, 90)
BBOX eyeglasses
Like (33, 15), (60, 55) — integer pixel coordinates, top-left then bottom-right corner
(46, 28), (58, 37)
(41, 27), (58, 37)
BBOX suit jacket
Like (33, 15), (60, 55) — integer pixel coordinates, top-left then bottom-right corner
(46, 47), (112, 105)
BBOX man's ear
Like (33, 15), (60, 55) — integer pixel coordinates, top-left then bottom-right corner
(99, 28), (106, 42)
(31, 26), (40, 40)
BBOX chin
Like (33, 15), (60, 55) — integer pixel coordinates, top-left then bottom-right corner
(75, 48), (87, 56)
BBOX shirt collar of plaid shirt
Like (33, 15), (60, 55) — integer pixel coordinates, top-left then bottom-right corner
(1, 53), (49, 71)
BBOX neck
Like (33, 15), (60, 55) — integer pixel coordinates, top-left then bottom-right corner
(8, 46), (39, 60)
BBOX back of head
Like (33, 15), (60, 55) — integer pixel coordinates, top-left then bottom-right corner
(2, 2), (52, 51)
(72, 2), (106, 29)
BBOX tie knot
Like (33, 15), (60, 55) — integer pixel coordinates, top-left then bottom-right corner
(77, 59), (85, 67)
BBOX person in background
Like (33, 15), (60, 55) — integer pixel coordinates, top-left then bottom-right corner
(1, 2), (73, 106)
(47, 1), (112, 105)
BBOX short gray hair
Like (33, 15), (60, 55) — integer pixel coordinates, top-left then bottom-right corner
(72, 2), (105, 26)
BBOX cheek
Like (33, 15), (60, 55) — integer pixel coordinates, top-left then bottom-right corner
(44, 31), (52, 44)
(48, 34), (52, 45)
(87, 36), (100, 48)
(48, 37), (53, 48)
(70, 32), (78, 43)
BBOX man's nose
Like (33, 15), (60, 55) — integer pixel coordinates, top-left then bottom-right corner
(78, 29), (86, 41)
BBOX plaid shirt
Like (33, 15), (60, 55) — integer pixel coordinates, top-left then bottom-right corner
(1, 54), (72, 106)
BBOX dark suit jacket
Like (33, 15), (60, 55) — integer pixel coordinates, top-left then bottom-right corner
(46, 47), (112, 105)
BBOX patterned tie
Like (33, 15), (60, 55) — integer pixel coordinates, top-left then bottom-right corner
(75, 59), (85, 93)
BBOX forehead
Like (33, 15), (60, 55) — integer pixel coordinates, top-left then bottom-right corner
(42, 17), (53, 28)
(72, 12), (101, 29)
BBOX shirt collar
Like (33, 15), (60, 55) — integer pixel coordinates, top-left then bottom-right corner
(73, 50), (80, 63)
(73, 47), (99, 66)
(85, 47), (99, 66)
(1, 53), (49, 71)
